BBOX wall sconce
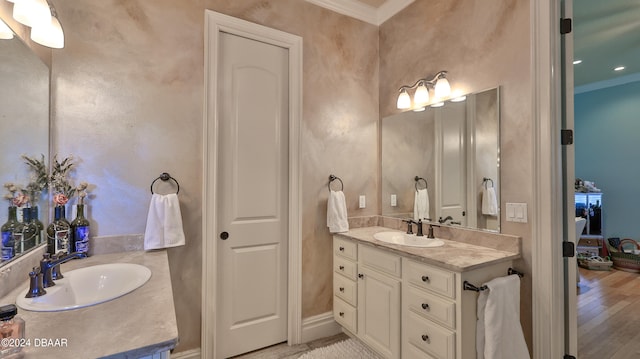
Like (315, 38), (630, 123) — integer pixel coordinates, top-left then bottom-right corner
(10, 0), (64, 48)
(396, 71), (451, 110)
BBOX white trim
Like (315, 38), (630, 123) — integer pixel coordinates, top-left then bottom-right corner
(169, 348), (201, 359)
(304, 0), (414, 26)
(301, 311), (343, 343)
(574, 71), (640, 94)
(202, 10), (303, 359)
(531, 1), (565, 358)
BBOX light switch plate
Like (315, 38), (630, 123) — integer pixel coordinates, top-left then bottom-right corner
(506, 203), (527, 223)
(391, 194), (397, 207)
(359, 195), (366, 209)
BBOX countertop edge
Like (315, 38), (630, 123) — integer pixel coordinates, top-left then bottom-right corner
(335, 227), (521, 272)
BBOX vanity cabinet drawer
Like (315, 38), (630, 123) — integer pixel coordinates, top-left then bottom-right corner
(405, 284), (456, 330)
(360, 244), (402, 278)
(405, 311), (455, 359)
(334, 256), (357, 280)
(334, 297), (357, 334)
(334, 237), (357, 261)
(334, 273), (357, 306)
(404, 259), (455, 299)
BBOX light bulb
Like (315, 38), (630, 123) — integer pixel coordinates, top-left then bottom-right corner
(0, 19), (14, 40)
(31, 15), (64, 48)
(413, 81), (430, 107)
(434, 77), (451, 99)
(13, 0), (50, 28)
(396, 89), (411, 110)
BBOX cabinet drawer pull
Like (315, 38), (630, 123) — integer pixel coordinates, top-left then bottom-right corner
(358, 273), (364, 279)
(339, 312), (345, 317)
(339, 246), (345, 252)
(339, 287), (345, 293)
(421, 275), (430, 282)
(339, 265), (344, 270)
(421, 334), (430, 342)
(421, 303), (430, 310)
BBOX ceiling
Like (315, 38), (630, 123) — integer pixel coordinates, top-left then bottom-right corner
(309, 0), (639, 90)
(572, 0), (639, 88)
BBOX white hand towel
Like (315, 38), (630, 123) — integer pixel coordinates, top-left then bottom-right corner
(476, 275), (530, 359)
(144, 193), (186, 250)
(413, 188), (430, 221)
(327, 190), (349, 233)
(482, 186), (498, 216)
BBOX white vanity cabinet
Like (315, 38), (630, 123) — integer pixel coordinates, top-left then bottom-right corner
(333, 235), (514, 359)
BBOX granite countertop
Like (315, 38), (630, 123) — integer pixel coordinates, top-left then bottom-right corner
(336, 226), (520, 272)
(0, 250), (178, 359)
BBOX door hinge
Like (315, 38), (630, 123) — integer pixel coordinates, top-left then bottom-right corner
(564, 355), (576, 359)
(563, 242), (575, 258)
(561, 129), (573, 145)
(560, 18), (572, 34)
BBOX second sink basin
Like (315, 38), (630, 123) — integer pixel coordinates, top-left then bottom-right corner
(16, 263), (151, 312)
(373, 231), (444, 248)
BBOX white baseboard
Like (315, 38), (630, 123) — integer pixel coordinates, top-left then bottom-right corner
(301, 311), (342, 343)
(170, 348), (201, 359)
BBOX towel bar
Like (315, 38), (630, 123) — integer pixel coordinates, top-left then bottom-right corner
(151, 172), (180, 194)
(328, 174), (344, 192)
(415, 176), (428, 191)
(463, 268), (524, 292)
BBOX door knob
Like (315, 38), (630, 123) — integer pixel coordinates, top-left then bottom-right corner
(219, 231), (229, 240)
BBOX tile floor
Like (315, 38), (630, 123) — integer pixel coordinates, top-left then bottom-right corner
(230, 333), (349, 359)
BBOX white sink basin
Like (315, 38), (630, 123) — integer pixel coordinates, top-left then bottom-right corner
(16, 263), (151, 312)
(373, 231), (444, 248)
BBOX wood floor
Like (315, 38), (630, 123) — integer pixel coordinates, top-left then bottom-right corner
(578, 266), (640, 358)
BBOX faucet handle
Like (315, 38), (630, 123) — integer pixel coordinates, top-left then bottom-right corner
(51, 252), (66, 280)
(402, 219), (414, 234)
(25, 267), (46, 298)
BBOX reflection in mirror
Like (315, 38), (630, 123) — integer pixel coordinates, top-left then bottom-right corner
(382, 87), (500, 232)
(0, 25), (50, 266)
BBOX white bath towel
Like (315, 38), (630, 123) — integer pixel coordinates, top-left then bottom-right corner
(413, 188), (430, 221)
(144, 193), (186, 250)
(476, 275), (530, 359)
(327, 190), (349, 233)
(482, 186), (498, 216)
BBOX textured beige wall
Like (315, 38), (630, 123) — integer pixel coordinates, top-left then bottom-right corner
(51, 0), (378, 353)
(380, 0), (532, 350)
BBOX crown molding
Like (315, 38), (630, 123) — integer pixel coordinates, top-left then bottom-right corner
(574, 71), (640, 94)
(305, 0), (414, 26)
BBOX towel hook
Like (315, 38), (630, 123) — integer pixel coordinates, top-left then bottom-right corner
(415, 176), (428, 192)
(328, 175), (344, 192)
(151, 172), (180, 194)
(483, 177), (494, 189)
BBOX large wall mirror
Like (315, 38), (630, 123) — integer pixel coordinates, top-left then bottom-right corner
(0, 19), (50, 267)
(381, 87), (500, 232)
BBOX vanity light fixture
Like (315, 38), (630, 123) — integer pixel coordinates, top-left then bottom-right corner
(30, 2), (64, 49)
(13, 0), (50, 28)
(430, 102), (445, 108)
(450, 95), (466, 103)
(0, 19), (14, 40)
(614, 66), (625, 72)
(396, 71), (451, 110)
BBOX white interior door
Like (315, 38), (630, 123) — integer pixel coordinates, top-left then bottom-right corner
(435, 104), (467, 225)
(216, 31), (289, 358)
(561, 0), (578, 355)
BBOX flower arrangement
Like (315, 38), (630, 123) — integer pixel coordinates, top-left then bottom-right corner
(3, 183), (28, 207)
(22, 154), (48, 206)
(50, 154), (77, 204)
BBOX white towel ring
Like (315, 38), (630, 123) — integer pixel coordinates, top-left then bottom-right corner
(151, 172), (180, 194)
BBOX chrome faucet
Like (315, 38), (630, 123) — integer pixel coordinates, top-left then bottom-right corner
(40, 252), (87, 288)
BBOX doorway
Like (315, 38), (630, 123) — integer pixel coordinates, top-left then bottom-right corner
(202, 11), (303, 359)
